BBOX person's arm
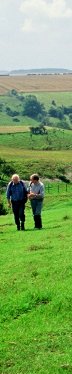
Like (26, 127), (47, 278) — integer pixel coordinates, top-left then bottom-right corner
(7, 199), (12, 208)
(35, 184), (44, 199)
(22, 181), (28, 202)
(6, 183), (12, 208)
(27, 182), (35, 199)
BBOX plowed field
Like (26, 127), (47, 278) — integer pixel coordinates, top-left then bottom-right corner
(0, 74), (72, 94)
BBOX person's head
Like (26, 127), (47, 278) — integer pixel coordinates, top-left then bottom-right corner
(30, 174), (39, 184)
(11, 174), (20, 184)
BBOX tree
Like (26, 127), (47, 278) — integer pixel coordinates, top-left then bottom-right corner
(0, 103), (3, 112)
(22, 95), (46, 119)
(30, 125), (47, 135)
(41, 116), (51, 126)
(69, 114), (72, 123)
(49, 106), (64, 120)
(63, 106), (72, 115)
(10, 89), (18, 96)
(51, 100), (56, 106)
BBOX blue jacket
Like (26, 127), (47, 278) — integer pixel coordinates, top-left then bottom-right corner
(7, 180), (27, 202)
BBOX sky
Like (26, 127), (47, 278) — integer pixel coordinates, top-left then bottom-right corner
(0, 0), (72, 71)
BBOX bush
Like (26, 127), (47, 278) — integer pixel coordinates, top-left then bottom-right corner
(13, 118), (20, 122)
(0, 195), (7, 215)
(57, 119), (70, 130)
(63, 106), (72, 115)
(0, 103), (3, 112)
(51, 100), (56, 106)
(49, 106), (64, 120)
(6, 107), (19, 117)
(69, 114), (72, 123)
(0, 158), (15, 176)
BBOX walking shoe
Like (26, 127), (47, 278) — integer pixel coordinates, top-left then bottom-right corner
(21, 222), (25, 230)
(17, 225), (20, 231)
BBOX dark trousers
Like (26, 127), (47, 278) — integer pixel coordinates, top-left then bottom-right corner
(31, 199), (43, 229)
(34, 214), (42, 229)
(12, 200), (25, 229)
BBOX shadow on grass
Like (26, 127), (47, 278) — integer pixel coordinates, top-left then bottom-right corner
(0, 223), (14, 227)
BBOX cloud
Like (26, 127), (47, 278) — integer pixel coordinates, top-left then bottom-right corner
(20, 0), (72, 32)
(22, 18), (33, 32)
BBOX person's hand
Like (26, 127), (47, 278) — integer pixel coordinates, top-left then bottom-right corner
(28, 192), (36, 199)
(8, 201), (11, 208)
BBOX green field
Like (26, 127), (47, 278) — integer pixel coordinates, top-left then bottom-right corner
(0, 147), (72, 182)
(0, 91), (72, 127)
(0, 192), (72, 374)
(0, 112), (39, 127)
(0, 129), (72, 151)
(33, 91), (72, 108)
(0, 91), (72, 110)
(0, 91), (72, 161)
(0, 89), (72, 373)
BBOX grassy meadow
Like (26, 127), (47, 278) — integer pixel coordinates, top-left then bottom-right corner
(0, 84), (72, 373)
(0, 147), (72, 182)
(0, 130), (72, 152)
(0, 192), (72, 374)
(0, 91), (72, 127)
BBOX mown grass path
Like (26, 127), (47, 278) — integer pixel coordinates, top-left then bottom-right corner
(0, 196), (72, 374)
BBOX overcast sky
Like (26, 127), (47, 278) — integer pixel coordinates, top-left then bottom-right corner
(0, 0), (72, 71)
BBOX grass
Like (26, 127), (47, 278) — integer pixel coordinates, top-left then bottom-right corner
(0, 145), (72, 182)
(0, 147), (72, 163)
(0, 112), (39, 127)
(0, 129), (72, 151)
(0, 86), (72, 373)
(28, 91), (72, 109)
(0, 91), (72, 128)
(0, 193), (72, 374)
(0, 146), (72, 181)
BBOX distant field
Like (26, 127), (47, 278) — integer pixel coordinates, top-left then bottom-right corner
(0, 74), (72, 94)
(0, 112), (39, 127)
(0, 146), (72, 162)
(0, 128), (72, 150)
(0, 126), (29, 133)
(0, 91), (72, 128)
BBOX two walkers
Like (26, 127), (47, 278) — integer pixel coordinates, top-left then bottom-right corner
(7, 173), (44, 231)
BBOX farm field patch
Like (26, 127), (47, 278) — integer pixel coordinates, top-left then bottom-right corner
(0, 129), (72, 151)
(0, 147), (72, 162)
(0, 125), (29, 133)
(0, 74), (72, 94)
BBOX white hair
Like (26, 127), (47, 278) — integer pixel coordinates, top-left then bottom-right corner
(11, 174), (20, 182)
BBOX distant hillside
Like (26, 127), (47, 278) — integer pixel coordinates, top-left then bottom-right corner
(0, 71), (9, 76)
(10, 68), (72, 76)
(0, 68), (72, 76)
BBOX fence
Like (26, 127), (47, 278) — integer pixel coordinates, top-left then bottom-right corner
(0, 180), (72, 195)
(44, 182), (72, 195)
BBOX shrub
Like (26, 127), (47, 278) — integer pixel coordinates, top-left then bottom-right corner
(0, 195), (7, 215)
(6, 107), (19, 117)
(0, 103), (3, 112)
(13, 118), (20, 122)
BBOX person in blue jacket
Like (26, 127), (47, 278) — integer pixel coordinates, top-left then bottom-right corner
(7, 174), (27, 230)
